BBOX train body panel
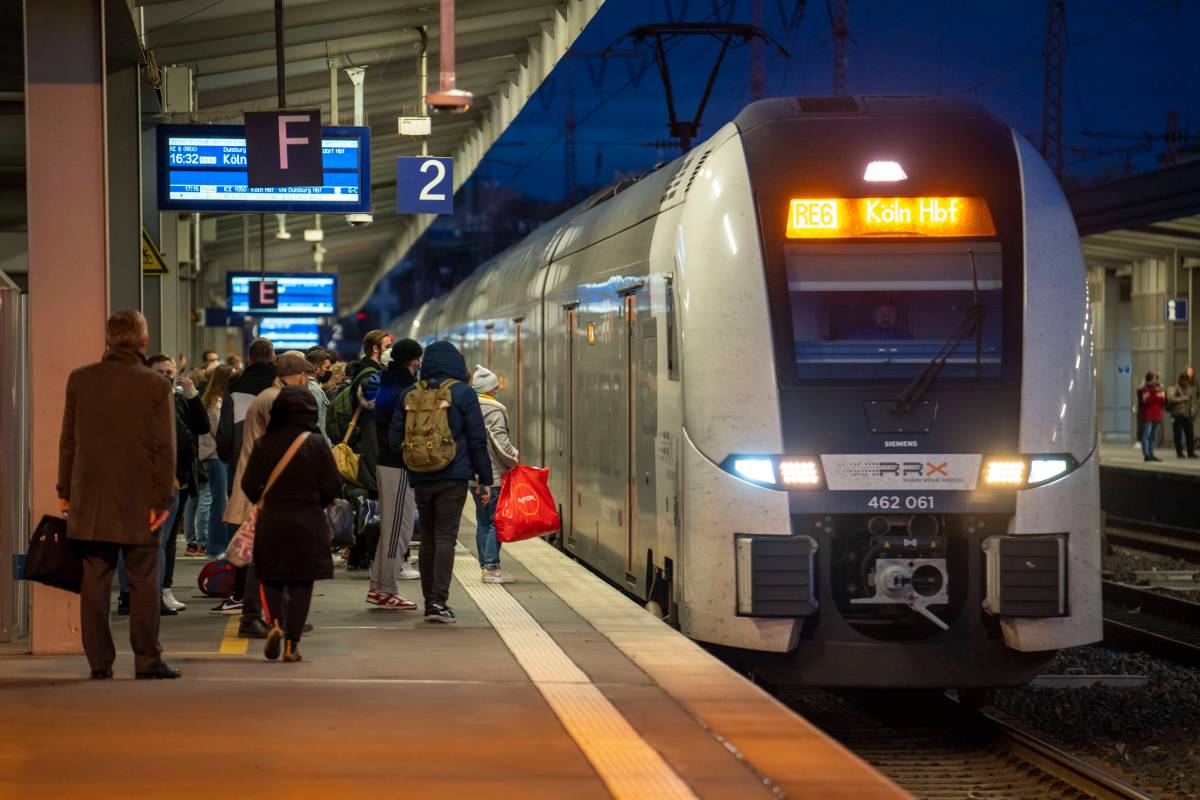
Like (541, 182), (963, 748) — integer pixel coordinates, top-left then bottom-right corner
(386, 96), (1101, 687)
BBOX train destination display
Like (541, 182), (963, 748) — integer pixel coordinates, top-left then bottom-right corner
(227, 272), (337, 316)
(157, 124), (370, 213)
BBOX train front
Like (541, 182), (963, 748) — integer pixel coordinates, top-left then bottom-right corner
(675, 97), (1100, 687)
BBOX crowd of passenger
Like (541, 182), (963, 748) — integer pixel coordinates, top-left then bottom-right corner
(1137, 367), (1196, 461)
(58, 310), (512, 679)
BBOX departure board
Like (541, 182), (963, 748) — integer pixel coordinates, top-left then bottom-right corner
(227, 273), (337, 316)
(157, 125), (371, 213)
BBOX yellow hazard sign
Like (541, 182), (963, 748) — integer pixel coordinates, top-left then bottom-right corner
(142, 228), (168, 275)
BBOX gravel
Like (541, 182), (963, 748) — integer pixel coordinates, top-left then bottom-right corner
(1105, 547), (1199, 581)
(992, 646), (1200, 799)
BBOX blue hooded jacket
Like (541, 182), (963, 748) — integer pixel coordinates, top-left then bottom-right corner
(388, 341), (493, 486)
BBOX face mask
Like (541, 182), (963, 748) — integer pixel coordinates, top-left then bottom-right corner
(380, 348), (393, 367)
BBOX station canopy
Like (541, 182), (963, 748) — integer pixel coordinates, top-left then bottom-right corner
(139, 0), (603, 313)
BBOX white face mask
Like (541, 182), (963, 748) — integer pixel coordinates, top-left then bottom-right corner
(380, 348), (393, 367)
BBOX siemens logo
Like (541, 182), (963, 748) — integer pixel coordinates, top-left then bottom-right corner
(883, 440), (919, 448)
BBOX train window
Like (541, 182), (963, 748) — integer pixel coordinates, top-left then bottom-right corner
(665, 277), (679, 381)
(786, 242), (1003, 381)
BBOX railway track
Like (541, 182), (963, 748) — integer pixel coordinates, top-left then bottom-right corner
(1105, 519), (1200, 563)
(1103, 580), (1200, 667)
(779, 688), (1153, 800)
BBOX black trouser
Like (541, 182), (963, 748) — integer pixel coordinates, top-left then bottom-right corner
(79, 541), (163, 672)
(162, 488), (190, 589)
(233, 563), (262, 620)
(415, 479), (469, 608)
(260, 580), (314, 642)
(1174, 415), (1196, 457)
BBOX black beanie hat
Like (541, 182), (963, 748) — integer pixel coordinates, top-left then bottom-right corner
(390, 338), (423, 364)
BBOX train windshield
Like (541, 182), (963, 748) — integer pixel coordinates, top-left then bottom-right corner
(786, 242), (1003, 381)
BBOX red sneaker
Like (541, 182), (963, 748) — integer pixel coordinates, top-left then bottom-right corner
(366, 588), (384, 606)
(374, 593), (418, 611)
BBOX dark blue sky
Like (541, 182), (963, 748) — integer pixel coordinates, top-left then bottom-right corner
(475, 0), (1199, 200)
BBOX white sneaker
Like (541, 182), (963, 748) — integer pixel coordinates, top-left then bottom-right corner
(332, 553), (347, 567)
(398, 563), (420, 580)
(481, 569), (515, 584)
(162, 588), (186, 611)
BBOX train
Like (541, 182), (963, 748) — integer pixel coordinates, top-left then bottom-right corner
(388, 96), (1101, 688)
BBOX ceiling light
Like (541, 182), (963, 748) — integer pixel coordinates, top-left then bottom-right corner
(864, 160), (908, 182)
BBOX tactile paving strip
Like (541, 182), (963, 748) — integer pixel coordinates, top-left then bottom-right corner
(452, 554), (697, 800)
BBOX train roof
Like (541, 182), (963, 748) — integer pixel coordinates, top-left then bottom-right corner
(733, 95), (1000, 131)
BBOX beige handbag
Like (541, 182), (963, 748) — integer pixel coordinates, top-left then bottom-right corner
(331, 405), (364, 486)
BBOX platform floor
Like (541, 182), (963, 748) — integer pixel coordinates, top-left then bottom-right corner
(0, 510), (906, 799)
(1099, 441), (1200, 476)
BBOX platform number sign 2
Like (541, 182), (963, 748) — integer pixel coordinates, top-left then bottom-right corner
(396, 157), (454, 215)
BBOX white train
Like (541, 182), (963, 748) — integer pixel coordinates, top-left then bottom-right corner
(389, 96), (1100, 687)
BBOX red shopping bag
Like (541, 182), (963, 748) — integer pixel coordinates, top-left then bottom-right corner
(494, 465), (561, 543)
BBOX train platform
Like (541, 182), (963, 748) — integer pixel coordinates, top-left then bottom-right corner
(1098, 442), (1200, 477)
(0, 510), (906, 799)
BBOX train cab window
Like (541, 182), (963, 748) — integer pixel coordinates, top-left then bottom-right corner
(786, 242), (1003, 381)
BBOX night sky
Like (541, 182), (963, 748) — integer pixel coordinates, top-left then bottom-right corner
(473, 0), (1199, 201)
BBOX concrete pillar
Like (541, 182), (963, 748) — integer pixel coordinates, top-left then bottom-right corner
(106, 65), (142, 312)
(24, 0), (110, 654)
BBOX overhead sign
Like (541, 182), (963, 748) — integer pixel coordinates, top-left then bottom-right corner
(820, 453), (983, 491)
(1167, 298), (1188, 323)
(157, 124), (371, 213)
(245, 110), (323, 188)
(397, 156), (453, 215)
(141, 228), (168, 275)
(227, 272), (337, 316)
(786, 197), (995, 239)
(258, 317), (324, 350)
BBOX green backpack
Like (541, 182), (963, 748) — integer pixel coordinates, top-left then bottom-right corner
(402, 379), (458, 472)
(326, 366), (377, 445)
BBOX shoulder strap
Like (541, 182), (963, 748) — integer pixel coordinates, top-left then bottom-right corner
(258, 432), (310, 508)
(341, 405), (363, 444)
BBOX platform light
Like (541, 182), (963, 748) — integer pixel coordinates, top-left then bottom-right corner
(779, 460), (820, 486)
(984, 459), (1026, 485)
(1028, 458), (1069, 485)
(733, 458), (776, 485)
(863, 160), (907, 182)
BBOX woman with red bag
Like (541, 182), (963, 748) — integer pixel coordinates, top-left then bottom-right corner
(470, 365), (520, 584)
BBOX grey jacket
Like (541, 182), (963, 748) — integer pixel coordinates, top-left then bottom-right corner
(477, 395), (519, 487)
(1166, 383), (1197, 418)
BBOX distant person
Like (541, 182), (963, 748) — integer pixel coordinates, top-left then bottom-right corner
(242, 387), (341, 663)
(57, 310), (179, 680)
(196, 365), (235, 557)
(202, 350), (220, 369)
(470, 365), (520, 584)
(369, 338), (424, 610)
(327, 330), (392, 492)
(324, 361), (349, 398)
(1138, 371), (1166, 462)
(846, 302), (912, 340)
(226, 353), (244, 373)
(1166, 371), (1197, 459)
(304, 348), (333, 443)
(389, 341), (493, 624)
(223, 351), (314, 638)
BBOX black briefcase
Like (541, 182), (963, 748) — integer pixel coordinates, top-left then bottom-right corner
(24, 515), (83, 594)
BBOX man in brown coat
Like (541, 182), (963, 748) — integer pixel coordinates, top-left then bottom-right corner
(57, 310), (180, 680)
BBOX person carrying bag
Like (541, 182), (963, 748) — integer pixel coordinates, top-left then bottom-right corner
(225, 431), (309, 567)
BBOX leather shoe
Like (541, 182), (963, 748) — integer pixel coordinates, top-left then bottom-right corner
(303, 622), (314, 633)
(135, 662), (181, 680)
(238, 618), (270, 639)
(90, 668), (113, 680)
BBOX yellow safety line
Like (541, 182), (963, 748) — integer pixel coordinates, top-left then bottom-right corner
(218, 615), (248, 655)
(452, 554), (697, 800)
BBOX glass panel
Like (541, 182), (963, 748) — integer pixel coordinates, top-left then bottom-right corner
(786, 243), (1003, 381)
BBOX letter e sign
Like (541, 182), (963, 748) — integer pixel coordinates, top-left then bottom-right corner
(245, 110), (323, 188)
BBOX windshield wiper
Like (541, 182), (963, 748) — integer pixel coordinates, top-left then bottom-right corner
(891, 249), (986, 414)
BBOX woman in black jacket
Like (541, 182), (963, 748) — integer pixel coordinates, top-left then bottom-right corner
(241, 386), (341, 662)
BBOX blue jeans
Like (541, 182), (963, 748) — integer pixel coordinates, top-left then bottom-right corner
(472, 489), (501, 570)
(185, 488), (205, 549)
(201, 458), (229, 556)
(118, 492), (180, 593)
(1140, 420), (1161, 459)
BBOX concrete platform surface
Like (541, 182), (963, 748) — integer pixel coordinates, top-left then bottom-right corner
(0, 510), (907, 800)
(1100, 441), (1200, 475)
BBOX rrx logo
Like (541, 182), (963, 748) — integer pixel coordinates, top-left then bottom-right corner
(870, 461), (949, 477)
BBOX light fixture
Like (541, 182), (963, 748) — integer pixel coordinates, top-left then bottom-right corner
(779, 460), (820, 486)
(863, 160), (908, 182)
(732, 458), (775, 485)
(984, 459), (1026, 485)
(274, 213), (291, 240)
(1028, 458), (1069, 485)
(304, 214), (324, 242)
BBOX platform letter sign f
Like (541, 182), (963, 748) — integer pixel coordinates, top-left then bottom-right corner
(245, 109), (323, 188)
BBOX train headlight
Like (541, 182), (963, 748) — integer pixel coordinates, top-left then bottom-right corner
(1028, 458), (1069, 484)
(983, 459), (1026, 485)
(779, 460), (820, 486)
(732, 458), (776, 485)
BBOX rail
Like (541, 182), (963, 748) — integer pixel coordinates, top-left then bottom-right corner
(1102, 580), (1200, 667)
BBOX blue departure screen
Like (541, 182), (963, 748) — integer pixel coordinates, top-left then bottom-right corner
(258, 318), (324, 351)
(157, 125), (370, 213)
(228, 273), (337, 316)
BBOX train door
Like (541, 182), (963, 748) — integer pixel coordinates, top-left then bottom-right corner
(512, 317), (523, 451)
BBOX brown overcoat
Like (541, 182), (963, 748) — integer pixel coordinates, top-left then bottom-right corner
(57, 348), (176, 545)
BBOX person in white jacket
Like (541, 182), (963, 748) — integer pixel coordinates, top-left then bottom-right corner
(470, 365), (520, 583)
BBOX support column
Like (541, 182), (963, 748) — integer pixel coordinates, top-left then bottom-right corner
(106, 64), (142, 311)
(24, 0), (109, 654)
